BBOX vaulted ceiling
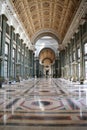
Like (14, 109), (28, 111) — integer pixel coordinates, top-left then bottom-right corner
(10, 0), (81, 44)
(39, 48), (55, 66)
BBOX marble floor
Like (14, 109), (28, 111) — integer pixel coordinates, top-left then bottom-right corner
(0, 78), (87, 130)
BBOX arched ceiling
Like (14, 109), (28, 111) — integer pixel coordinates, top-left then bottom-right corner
(10, 0), (81, 44)
(35, 36), (58, 58)
(39, 48), (55, 66)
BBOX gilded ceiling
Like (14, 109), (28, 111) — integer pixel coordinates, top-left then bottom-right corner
(10, 0), (81, 44)
(39, 48), (55, 66)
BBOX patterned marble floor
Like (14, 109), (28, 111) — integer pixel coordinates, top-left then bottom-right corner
(0, 78), (87, 130)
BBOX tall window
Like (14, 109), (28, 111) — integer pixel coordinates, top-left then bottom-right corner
(4, 61), (8, 78)
(85, 61), (87, 79)
(18, 51), (20, 62)
(78, 63), (80, 79)
(5, 43), (8, 55)
(84, 43), (87, 55)
(78, 48), (80, 58)
(4, 43), (9, 78)
(13, 48), (15, 77)
(13, 48), (15, 58)
(73, 52), (75, 61)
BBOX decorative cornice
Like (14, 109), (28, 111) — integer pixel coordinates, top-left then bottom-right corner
(62, 0), (87, 48)
(0, 0), (32, 49)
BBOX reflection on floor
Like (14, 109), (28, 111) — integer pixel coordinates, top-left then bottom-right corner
(0, 78), (87, 129)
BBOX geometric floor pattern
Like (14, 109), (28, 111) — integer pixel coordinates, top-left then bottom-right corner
(0, 78), (87, 128)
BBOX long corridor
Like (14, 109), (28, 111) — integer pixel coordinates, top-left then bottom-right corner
(0, 78), (87, 130)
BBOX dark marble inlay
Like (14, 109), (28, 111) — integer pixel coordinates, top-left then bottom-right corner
(40, 91), (49, 92)
(75, 90), (85, 93)
(6, 98), (20, 109)
(32, 101), (51, 106)
(79, 116), (87, 120)
(6, 90), (15, 92)
(60, 90), (65, 94)
(67, 99), (79, 110)
(9, 115), (71, 120)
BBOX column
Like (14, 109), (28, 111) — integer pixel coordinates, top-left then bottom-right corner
(23, 44), (26, 78)
(15, 34), (20, 81)
(29, 50), (33, 78)
(0, 16), (1, 77)
(72, 35), (78, 82)
(36, 58), (39, 78)
(68, 43), (71, 80)
(58, 56), (61, 78)
(34, 56), (37, 78)
(26, 47), (29, 79)
(64, 48), (67, 79)
(75, 33), (78, 81)
(71, 40), (73, 81)
(9, 26), (14, 79)
(79, 25), (84, 84)
(20, 39), (22, 79)
(28, 50), (31, 78)
(55, 59), (58, 78)
(66, 46), (69, 79)
(0, 15), (8, 77)
(32, 52), (35, 78)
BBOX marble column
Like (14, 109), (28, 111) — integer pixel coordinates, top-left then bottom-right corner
(68, 43), (71, 80)
(0, 16), (2, 77)
(75, 33), (78, 81)
(28, 50), (31, 78)
(55, 59), (58, 78)
(72, 35), (78, 82)
(20, 39), (22, 79)
(59, 51), (63, 78)
(15, 34), (21, 81)
(29, 50), (33, 78)
(66, 46), (69, 79)
(79, 25), (84, 84)
(71, 39), (74, 81)
(16, 34), (20, 76)
(26, 47), (29, 78)
(32, 52), (35, 78)
(23, 44), (26, 78)
(0, 15), (8, 77)
(9, 26), (14, 79)
(36, 58), (39, 78)
(34, 57), (37, 78)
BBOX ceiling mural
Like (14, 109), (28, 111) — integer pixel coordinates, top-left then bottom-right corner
(10, 0), (81, 44)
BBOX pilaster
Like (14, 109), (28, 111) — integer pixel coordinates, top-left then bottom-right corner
(0, 15), (8, 77)
(9, 26), (14, 78)
(79, 25), (85, 84)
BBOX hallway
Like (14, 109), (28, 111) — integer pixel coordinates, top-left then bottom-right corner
(0, 78), (87, 130)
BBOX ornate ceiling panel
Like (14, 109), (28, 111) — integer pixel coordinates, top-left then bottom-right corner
(10, 0), (81, 43)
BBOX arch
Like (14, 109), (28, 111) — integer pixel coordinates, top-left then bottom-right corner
(31, 29), (60, 45)
(39, 47), (55, 66)
(39, 47), (55, 58)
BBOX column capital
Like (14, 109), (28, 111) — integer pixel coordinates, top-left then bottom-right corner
(2, 14), (8, 21)
(10, 25), (15, 31)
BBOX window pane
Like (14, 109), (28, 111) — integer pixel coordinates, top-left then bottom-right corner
(78, 48), (80, 58)
(84, 43), (87, 54)
(13, 48), (15, 58)
(5, 43), (8, 55)
(85, 61), (87, 79)
(4, 60), (8, 78)
(78, 63), (80, 79)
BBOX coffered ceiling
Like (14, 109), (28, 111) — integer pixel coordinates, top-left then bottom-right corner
(10, 0), (81, 44)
